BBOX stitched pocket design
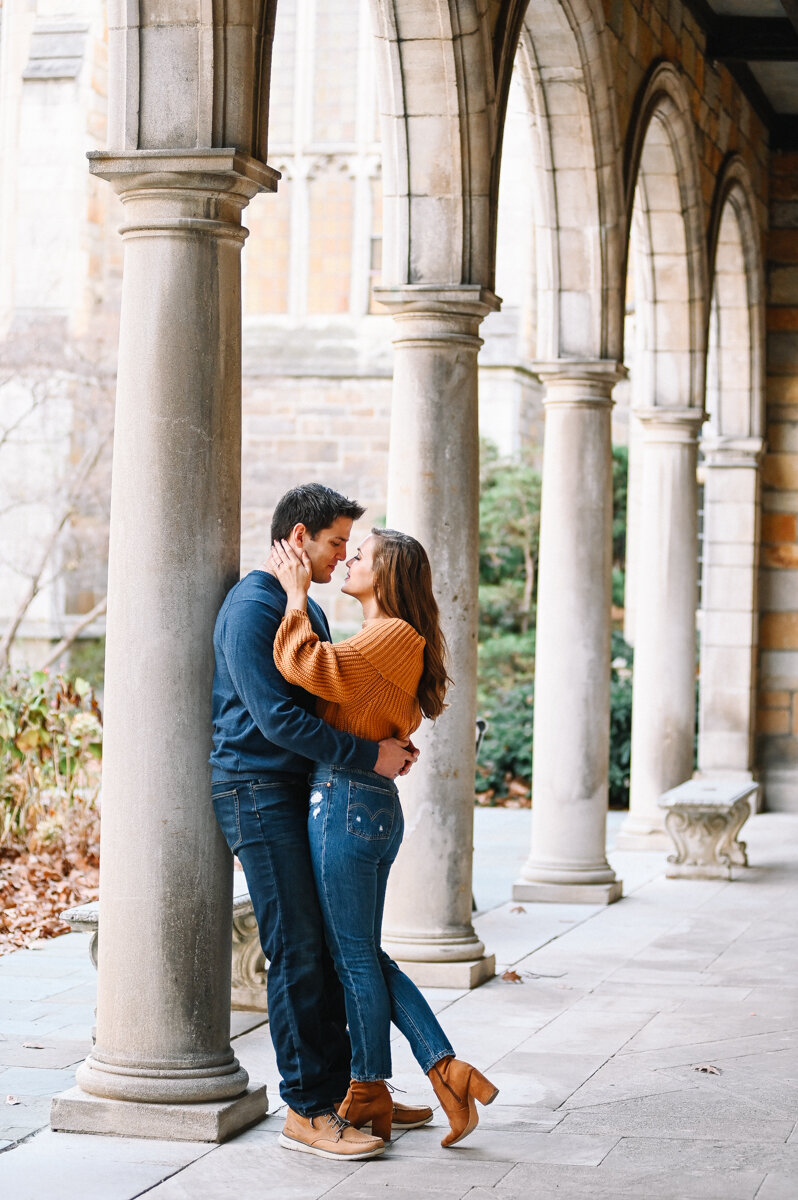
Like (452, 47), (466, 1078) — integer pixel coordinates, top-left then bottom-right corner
(212, 789), (243, 852)
(346, 782), (395, 841)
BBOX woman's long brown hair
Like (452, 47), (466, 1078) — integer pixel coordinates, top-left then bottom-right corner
(370, 528), (451, 719)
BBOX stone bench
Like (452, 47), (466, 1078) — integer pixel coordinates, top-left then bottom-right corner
(60, 870), (268, 1013)
(658, 779), (759, 880)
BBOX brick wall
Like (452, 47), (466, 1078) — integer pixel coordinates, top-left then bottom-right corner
(758, 152), (798, 807)
(603, 0), (769, 223)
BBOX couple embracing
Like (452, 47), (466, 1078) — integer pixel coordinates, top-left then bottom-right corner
(210, 484), (497, 1160)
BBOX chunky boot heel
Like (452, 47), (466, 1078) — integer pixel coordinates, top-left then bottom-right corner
(470, 1068), (500, 1106)
(428, 1056), (500, 1148)
(370, 1106), (392, 1141)
(338, 1080), (393, 1143)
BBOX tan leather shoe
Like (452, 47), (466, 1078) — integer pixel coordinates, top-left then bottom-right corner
(427, 1056), (499, 1147)
(338, 1080), (394, 1141)
(389, 1098), (434, 1130)
(279, 1108), (385, 1160)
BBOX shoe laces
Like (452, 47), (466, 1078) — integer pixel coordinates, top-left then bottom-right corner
(317, 1110), (350, 1141)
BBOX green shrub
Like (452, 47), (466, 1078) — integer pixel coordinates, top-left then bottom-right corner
(0, 669), (102, 848)
(475, 678), (534, 798)
(609, 632), (633, 808)
(67, 637), (106, 691)
(475, 439), (633, 805)
(475, 635), (634, 805)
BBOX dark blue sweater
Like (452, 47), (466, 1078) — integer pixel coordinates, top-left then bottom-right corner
(210, 571), (379, 780)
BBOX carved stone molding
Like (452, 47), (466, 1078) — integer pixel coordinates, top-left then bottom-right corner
(231, 911), (269, 1013)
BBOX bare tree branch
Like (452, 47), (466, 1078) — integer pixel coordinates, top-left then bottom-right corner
(0, 435), (109, 670)
(38, 595), (107, 671)
(0, 385), (45, 454)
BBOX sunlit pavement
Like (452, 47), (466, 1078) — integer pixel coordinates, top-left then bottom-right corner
(2, 808), (798, 1200)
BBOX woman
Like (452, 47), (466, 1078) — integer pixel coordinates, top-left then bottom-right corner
(269, 527), (498, 1148)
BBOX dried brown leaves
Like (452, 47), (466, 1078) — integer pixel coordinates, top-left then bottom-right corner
(0, 807), (99, 954)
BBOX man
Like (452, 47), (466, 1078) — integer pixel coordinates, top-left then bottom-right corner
(210, 483), (429, 1160)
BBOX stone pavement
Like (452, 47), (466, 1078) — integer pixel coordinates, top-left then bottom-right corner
(2, 809), (798, 1199)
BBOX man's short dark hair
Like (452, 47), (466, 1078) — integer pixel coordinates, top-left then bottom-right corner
(271, 483), (365, 542)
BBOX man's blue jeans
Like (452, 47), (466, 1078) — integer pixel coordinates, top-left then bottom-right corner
(212, 776), (351, 1115)
(308, 764), (454, 1082)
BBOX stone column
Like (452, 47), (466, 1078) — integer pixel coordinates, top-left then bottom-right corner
(697, 436), (763, 783)
(617, 407), (704, 850)
(374, 284), (498, 990)
(513, 363), (623, 904)
(51, 151), (277, 1142)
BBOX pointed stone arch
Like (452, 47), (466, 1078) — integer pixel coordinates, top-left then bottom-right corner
(367, 0), (498, 286)
(698, 155), (766, 783)
(513, 0), (624, 361)
(620, 62), (709, 851)
(705, 155), (766, 442)
(623, 60), (709, 409)
(510, 2), (628, 905)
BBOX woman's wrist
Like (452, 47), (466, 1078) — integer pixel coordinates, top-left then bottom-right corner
(285, 591), (308, 613)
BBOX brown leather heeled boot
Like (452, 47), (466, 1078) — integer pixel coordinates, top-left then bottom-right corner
(427, 1056), (499, 1147)
(338, 1079), (393, 1141)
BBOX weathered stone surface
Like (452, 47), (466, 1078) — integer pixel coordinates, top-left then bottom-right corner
(50, 1085), (269, 1143)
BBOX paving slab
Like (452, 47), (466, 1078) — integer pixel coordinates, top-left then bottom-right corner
(1, 810), (798, 1200)
(758, 1173), (798, 1199)
(562, 1056), (701, 1110)
(604, 1133), (798, 1174)
(0, 1130), (213, 1200)
(463, 1103), (564, 1132)
(488, 1161), (766, 1200)
(621, 1008), (798, 1052)
(383, 1123), (619, 1165)
(557, 1088), (795, 1142)
(0, 1040), (91, 1069)
(0, 975), (88, 1004)
(510, 1007), (654, 1057)
(485, 1052), (608, 1107)
(320, 1151), (513, 1196)
(615, 1026), (798, 1071)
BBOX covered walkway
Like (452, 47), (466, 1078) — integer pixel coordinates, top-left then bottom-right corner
(2, 809), (798, 1199)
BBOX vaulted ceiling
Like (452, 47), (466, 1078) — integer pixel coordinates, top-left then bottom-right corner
(688, 0), (798, 148)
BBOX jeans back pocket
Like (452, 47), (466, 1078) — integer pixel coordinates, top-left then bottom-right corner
(212, 787), (243, 853)
(346, 781), (395, 841)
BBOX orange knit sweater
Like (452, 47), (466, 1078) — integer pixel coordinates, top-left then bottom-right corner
(273, 609), (425, 740)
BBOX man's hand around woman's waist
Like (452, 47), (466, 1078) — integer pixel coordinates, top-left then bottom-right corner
(375, 737), (420, 779)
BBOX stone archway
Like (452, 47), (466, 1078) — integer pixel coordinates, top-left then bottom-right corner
(698, 156), (766, 785)
(618, 62), (709, 851)
(514, 0), (624, 363)
(501, 0), (627, 905)
(364, 0), (504, 986)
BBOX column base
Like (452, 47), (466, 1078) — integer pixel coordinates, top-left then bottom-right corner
(50, 1084), (268, 1143)
(614, 829), (672, 852)
(512, 879), (623, 905)
(393, 955), (496, 990)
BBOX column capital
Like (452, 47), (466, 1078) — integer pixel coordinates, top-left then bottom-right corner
(89, 150), (280, 244)
(88, 148), (280, 200)
(376, 286), (500, 351)
(701, 434), (765, 468)
(534, 359), (626, 408)
(633, 405), (706, 444)
(373, 284), (501, 321)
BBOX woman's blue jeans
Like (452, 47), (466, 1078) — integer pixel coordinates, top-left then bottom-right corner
(308, 764), (454, 1082)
